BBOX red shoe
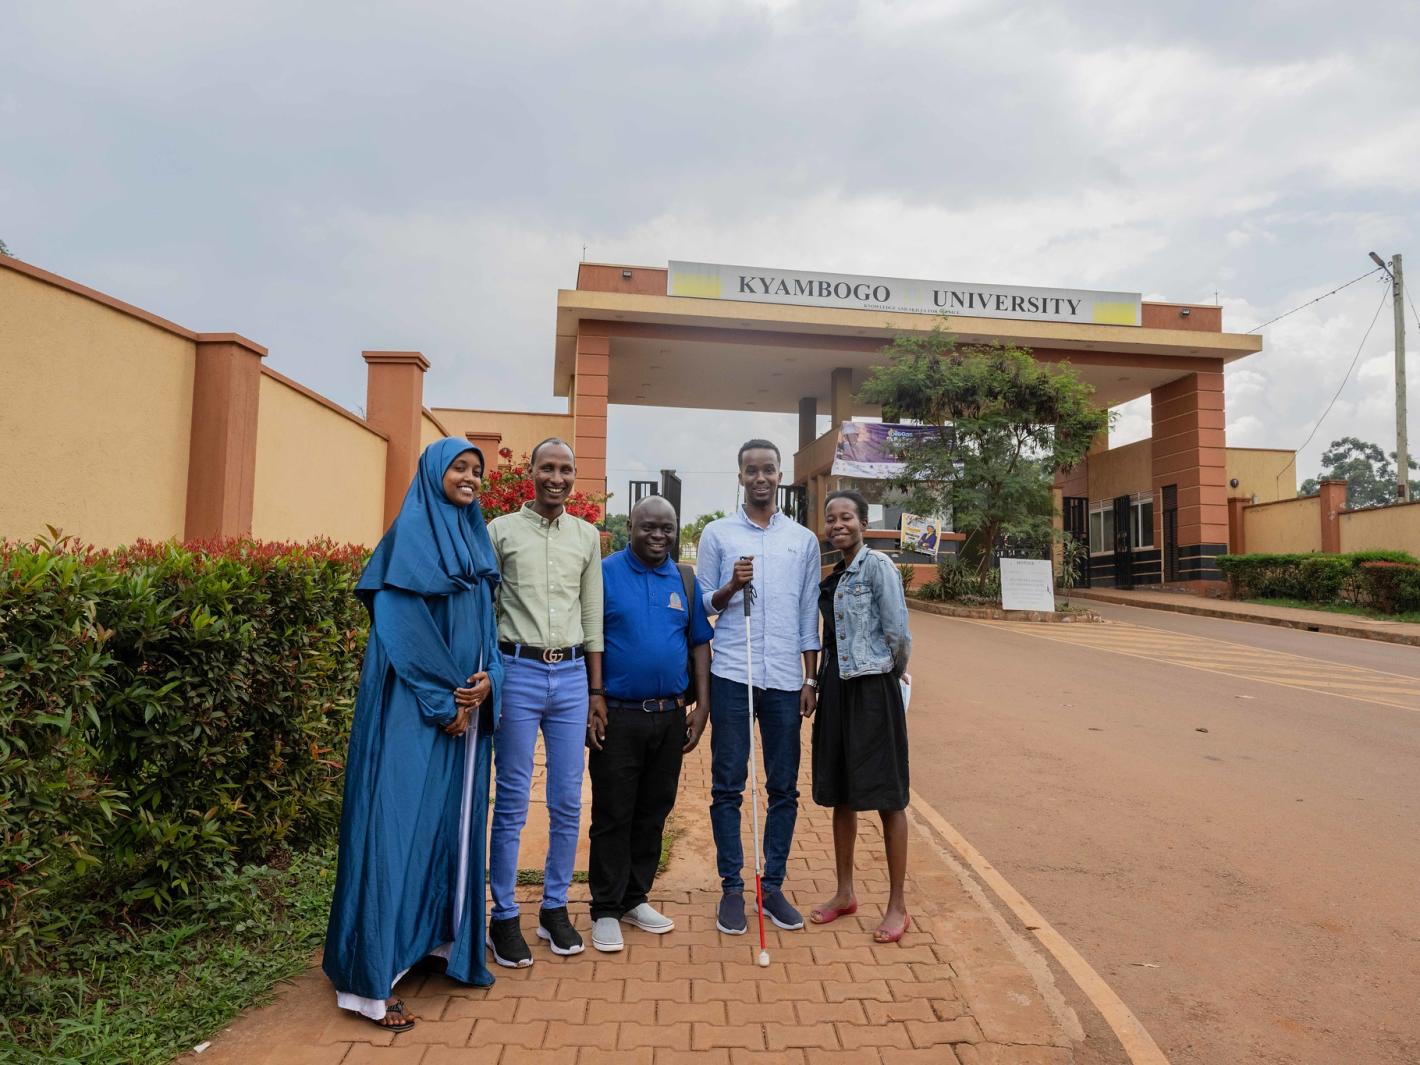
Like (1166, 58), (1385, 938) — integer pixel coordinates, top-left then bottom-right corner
(873, 913), (911, 943)
(809, 898), (858, 925)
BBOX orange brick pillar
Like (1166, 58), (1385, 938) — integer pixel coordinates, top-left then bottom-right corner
(1227, 497), (1249, 554)
(1318, 479), (1347, 553)
(1151, 366), (1228, 583)
(363, 350), (429, 530)
(572, 322), (609, 501)
(464, 431), (503, 462)
(184, 332), (267, 540)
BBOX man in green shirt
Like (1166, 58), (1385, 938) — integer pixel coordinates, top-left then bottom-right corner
(487, 439), (605, 966)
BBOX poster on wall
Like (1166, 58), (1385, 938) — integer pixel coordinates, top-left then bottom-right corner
(830, 422), (948, 479)
(900, 513), (944, 557)
(999, 558), (1056, 612)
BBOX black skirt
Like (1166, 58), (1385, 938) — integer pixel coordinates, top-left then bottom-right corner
(812, 570), (910, 812)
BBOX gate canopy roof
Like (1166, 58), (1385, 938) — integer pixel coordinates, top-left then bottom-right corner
(555, 263), (1262, 416)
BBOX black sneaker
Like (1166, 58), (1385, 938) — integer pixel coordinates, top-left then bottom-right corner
(536, 906), (584, 956)
(488, 916), (533, 968)
(716, 892), (747, 936)
(759, 889), (804, 931)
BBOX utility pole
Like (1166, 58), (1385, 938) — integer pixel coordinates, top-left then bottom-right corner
(1370, 252), (1409, 499)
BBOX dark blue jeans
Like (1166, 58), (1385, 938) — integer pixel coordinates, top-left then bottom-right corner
(708, 673), (801, 895)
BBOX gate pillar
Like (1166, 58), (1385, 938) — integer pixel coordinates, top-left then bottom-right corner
(1150, 366), (1228, 585)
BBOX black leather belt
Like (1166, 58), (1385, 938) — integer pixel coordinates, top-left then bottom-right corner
(606, 696), (686, 713)
(499, 641), (584, 664)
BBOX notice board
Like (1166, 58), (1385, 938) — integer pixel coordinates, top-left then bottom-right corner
(1000, 558), (1056, 612)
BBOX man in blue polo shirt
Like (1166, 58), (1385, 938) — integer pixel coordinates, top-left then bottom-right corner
(586, 495), (713, 953)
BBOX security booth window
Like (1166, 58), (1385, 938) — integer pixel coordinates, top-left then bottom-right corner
(1089, 495), (1153, 554)
(1135, 499), (1155, 548)
(1088, 507), (1114, 555)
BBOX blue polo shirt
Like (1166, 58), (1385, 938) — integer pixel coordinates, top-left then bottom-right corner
(602, 548), (714, 701)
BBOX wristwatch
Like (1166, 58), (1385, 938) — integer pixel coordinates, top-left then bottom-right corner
(803, 679), (818, 690)
(588, 688), (606, 697)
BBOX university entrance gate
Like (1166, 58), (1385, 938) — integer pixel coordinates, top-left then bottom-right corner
(549, 259), (1262, 588)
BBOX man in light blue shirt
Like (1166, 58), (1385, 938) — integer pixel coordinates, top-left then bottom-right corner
(697, 439), (821, 936)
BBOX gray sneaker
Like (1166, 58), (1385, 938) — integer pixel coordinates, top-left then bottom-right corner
(591, 917), (624, 952)
(621, 903), (674, 934)
(759, 889), (804, 930)
(716, 892), (747, 936)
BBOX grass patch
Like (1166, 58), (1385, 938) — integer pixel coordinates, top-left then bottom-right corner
(1245, 597), (1420, 625)
(514, 814), (681, 887)
(0, 848), (336, 1065)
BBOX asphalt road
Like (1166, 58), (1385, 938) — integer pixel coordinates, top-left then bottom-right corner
(907, 605), (1420, 1065)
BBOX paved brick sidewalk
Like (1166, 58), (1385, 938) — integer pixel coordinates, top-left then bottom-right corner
(1073, 586), (1420, 646)
(189, 727), (1077, 1065)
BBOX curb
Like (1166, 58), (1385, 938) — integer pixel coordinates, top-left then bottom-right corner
(1071, 589), (1420, 648)
(909, 598), (1103, 624)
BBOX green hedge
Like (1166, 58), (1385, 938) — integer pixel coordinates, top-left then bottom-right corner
(0, 537), (368, 982)
(1216, 550), (1419, 611)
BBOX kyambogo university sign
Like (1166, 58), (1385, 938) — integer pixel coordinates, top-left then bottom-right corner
(668, 261), (1141, 326)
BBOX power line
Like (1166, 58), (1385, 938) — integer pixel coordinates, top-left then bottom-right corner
(1274, 282), (1392, 493)
(1246, 266), (1385, 335)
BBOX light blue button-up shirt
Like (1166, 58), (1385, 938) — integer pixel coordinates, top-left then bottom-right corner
(697, 507), (822, 691)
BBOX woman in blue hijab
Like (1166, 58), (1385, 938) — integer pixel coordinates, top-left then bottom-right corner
(324, 438), (504, 1030)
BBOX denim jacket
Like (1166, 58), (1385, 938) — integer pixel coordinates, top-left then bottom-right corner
(829, 548), (911, 680)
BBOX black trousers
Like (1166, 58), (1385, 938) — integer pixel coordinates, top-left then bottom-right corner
(588, 706), (685, 921)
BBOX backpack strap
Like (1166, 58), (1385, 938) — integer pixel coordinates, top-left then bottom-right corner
(677, 562), (696, 610)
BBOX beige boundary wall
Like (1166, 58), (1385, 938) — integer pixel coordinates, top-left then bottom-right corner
(431, 407), (574, 461)
(0, 254), (562, 549)
(1, 262), (196, 546)
(251, 370), (388, 545)
(420, 408), (451, 450)
(1242, 496), (1322, 554)
(1340, 501), (1420, 557)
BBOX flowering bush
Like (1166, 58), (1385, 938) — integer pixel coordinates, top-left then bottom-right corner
(481, 447), (603, 524)
(0, 535), (369, 979)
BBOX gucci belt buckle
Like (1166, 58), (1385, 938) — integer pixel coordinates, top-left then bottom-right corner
(542, 646), (565, 664)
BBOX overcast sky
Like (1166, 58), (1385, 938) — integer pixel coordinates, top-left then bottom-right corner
(6, 0), (1419, 520)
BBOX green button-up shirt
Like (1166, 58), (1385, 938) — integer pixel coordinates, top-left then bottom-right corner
(488, 502), (604, 652)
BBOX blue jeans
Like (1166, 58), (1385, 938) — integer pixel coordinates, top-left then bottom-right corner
(489, 654), (588, 920)
(708, 673), (801, 895)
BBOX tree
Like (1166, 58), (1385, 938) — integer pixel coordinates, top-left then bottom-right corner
(479, 447), (603, 523)
(1299, 436), (1418, 508)
(860, 333), (1109, 581)
(0, 238), (10, 256)
(681, 510), (725, 549)
(601, 513), (630, 552)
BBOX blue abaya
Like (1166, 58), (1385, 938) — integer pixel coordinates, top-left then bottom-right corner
(324, 438), (503, 1017)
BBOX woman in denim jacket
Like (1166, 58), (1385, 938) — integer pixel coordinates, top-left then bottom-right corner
(808, 490), (912, 942)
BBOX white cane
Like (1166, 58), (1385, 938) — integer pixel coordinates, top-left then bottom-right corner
(451, 653), (483, 935)
(741, 572), (771, 968)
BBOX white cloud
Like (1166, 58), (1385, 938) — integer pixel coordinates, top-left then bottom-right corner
(2, 0), (1418, 520)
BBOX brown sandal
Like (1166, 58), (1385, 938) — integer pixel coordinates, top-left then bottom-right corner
(370, 999), (416, 1032)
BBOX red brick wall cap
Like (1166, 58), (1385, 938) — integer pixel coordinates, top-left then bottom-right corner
(362, 350), (430, 370)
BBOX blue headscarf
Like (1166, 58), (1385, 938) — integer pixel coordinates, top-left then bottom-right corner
(356, 438), (499, 609)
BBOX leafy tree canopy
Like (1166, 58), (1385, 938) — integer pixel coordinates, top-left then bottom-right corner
(1298, 436), (1418, 509)
(0, 237), (10, 256)
(681, 510), (726, 548)
(859, 333), (1109, 578)
(601, 512), (630, 552)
